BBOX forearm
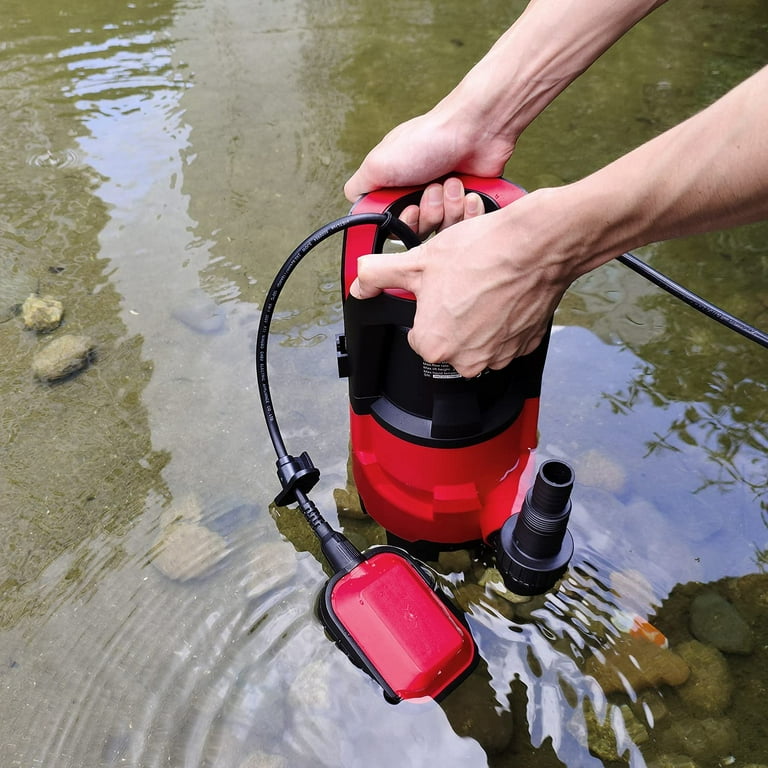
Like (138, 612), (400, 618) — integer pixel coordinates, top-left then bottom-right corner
(531, 64), (768, 281)
(447, 0), (668, 146)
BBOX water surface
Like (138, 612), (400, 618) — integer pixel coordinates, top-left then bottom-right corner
(0, 1), (766, 766)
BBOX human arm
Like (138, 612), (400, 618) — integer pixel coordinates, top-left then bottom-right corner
(344, 0), (668, 234)
(350, 65), (768, 377)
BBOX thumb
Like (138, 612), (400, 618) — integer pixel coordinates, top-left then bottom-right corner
(344, 171), (368, 203)
(349, 250), (422, 299)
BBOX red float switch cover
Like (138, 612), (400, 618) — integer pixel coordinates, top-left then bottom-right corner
(318, 547), (477, 702)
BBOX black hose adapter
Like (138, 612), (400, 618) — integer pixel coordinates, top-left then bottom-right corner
(495, 460), (575, 596)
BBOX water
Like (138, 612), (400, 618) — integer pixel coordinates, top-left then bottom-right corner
(0, 0), (766, 766)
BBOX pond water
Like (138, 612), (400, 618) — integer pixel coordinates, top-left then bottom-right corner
(1, 0), (767, 766)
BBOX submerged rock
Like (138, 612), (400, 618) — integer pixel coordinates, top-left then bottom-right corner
(333, 486), (366, 520)
(583, 701), (648, 762)
(22, 294), (63, 332)
(441, 669), (514, 755)
(646, 754), (700, 768)
(675, 640), (733, 715)
(689, 591), (754, 655)
(241, 540), (297, 600)
(658, 716), (736, 762)
(585, 634), (689, 694)
(32, 334), (94, 381)
(152, 521), (230, 582)
(171, 295), (228, 334)
(159, 492), (203, 529)
(574, 448), (627, 494)
(438, 548), (474, 575)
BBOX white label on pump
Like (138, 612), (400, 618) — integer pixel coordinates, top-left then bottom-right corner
(422, 361), (462, 380)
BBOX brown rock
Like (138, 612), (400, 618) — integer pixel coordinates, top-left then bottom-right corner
(22, 294), (63, 332)
(152, 521), (229, 582)
(32, 334), (94, 381)
(674, 640), (733, 715)
(658, 716), (735, 762)
(585, 634), (690, 694)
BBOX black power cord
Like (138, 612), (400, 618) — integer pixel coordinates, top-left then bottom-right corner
(255, 211), (420, 572)
(617, 251), (768, 349)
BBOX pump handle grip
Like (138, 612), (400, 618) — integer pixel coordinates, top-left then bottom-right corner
(341, 175), (526, 296)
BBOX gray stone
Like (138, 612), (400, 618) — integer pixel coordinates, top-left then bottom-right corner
(241, 540), (297, 600)
(689, 590), (754, 655)
(574, 448), (626, 493)
(172, 295), (227, 334)
(32, 334), (94, 381)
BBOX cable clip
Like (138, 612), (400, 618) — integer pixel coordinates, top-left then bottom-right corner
(274, 452), (321, 506)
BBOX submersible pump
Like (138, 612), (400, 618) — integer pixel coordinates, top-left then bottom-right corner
(257, 176), (575, 702)
(337, 176), (575, 589)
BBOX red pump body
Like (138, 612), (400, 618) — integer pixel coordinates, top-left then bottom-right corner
(339, 176), (550, 548)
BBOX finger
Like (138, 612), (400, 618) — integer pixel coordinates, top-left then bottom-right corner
(344, 156), (391, 202)
(464, 192), (484, 220)
(487, 351), (517, 371)
(520, 331), (547, 357)
(485, 330), (546, 370)
(439, 177), (467, 230)
(406, 326), (486, 380)
(399, 204), (420, 234)
(350, 251), (421, 299)
(344, 170), (369, 202)
(415, 183), (448, 237)
(451, 357), (488, 380)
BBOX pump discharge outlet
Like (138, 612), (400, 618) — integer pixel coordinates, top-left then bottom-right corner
(496, 459), (575, 596)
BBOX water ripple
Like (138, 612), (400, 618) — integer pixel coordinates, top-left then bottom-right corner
(26, 147), (82, 169)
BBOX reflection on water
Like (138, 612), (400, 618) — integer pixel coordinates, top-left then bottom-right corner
(0, 0), (767, 766)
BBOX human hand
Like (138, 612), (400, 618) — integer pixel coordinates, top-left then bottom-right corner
(344, 105), (514, 204)
(398, 178), (485, 239)
(349, 193), (573, 378)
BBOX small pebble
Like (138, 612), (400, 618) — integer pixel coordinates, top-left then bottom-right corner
(22, 294), (64, 332)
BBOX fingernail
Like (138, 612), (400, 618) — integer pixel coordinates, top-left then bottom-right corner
(427, 185), (442, 205)
(466, 192), (481, 215)
(445, 177), (462, 201)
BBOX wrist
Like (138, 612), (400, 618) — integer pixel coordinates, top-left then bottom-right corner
(505, 181), (640, 288)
